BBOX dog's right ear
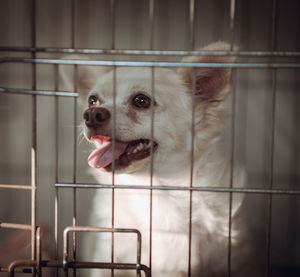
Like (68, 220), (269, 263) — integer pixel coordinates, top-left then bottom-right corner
(177, 42), (236, 103)
(60, 56), (109, 103)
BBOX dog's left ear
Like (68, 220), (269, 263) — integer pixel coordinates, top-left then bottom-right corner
(177, 42), (237, 102)
(60, 55), (109, 103)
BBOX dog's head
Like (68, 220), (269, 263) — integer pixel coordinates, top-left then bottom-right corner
(61, 42), (236, 176)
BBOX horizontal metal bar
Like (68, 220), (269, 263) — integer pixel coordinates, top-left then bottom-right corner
(0, 267), (32, 274)
(63, 225), (142, 235)
(0, 87), (78, 97)
(67, 261), (149, 273)
(0, 184), (32, 190)
(0, 222), (32, 230)
(54, 260), (149, 272)
(7, 260), (151, 277)
(8, 260), (36, 277)
(55, 183), (300, 195)
(0, 57), (300, 69)
(0, 46), (299, 57)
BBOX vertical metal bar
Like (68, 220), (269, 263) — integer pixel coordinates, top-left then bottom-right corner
(63, 228), (70, 277)
(72, 67), (78, 276)
(31, 81), (37, 274)
(36, 227), (41, 276)
(149, 0), (155, 272)
(109, 0), (116, 275)
(55, 188), (59, 276)
(227, 75), (237, 277)
(188, 68), (196, 277)
(110, 0), (117, 222)
(71, 1), (77, 275)
(136, 231), (142, 276)
(111, 65), (117, 277)
(228, 1), (237, 275)
(266, 69), (277, 277)
(111, 66), (116, 187)
(189, 0), (195, 50)
(110, 0), (116, 50)
(188, 1), (196, 274)
(270, 0), (278, 53)
(230, 0), (236, 31)
(149, 0), (155, 50)
(266, 0), (278, 276)
(71, 0), (76, 49)
(230, 0), (237, 49)
(30, 1), (37, 274)
(148, 66), (155, 272)
(54, 64), (60, 277)
(188, 0), (197, 274)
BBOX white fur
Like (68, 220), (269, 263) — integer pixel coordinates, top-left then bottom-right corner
(61, 42), (250, 277)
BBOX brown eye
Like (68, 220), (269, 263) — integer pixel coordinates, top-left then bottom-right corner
(132, 94), (151, 109)
(88, 95), (99, 107)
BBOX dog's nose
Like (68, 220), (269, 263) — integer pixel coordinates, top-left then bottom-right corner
(83, 107), (111, 128)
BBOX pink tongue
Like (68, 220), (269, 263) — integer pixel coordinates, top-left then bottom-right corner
(88, 141), (129, 168)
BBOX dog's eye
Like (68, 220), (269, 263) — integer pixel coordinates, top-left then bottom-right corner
(132, 94), (151, 109)
(88, 95), (99, 107)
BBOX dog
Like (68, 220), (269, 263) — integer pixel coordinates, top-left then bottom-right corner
(61, 42), (251, 277)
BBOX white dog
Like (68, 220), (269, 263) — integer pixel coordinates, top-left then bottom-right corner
(62, 42), (251, 277)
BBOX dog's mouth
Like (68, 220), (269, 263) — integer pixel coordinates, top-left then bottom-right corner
(88, 136), (158, 171)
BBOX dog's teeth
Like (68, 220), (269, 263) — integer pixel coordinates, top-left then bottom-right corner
(133, 149), (138, 154)
(144, 141), (151, 149)
(126, 152), (131, 156)
(135, 143), (144, 152)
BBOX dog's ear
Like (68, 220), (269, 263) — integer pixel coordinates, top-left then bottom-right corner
(60, 55), (109, 103)
(177, 42), (237, 102)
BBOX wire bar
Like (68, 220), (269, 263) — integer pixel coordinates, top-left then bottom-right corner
(228, 4), (238, 272)
(0, 184), (32, 190)
(266, 1), (279, 275)
(36, 227), (41, 277)
(0, 222), (32, 230)
(189, 0), (195, 50)
(72, 96), (78, 276)
(63, 226), (143, 277)
(7, 260), (151, 277)
(0, 267), (32, 274)
(1, 57), (299, 69)
(149, 0), (155, 50)
(227, 77), (237, 277)
(148, 0), (155, 270)
(71, 0), (76, 49)
(0, 87), (78, 97)
(55, 183), (300, 195)
(54, 188), (59, 277)
(30, 0), (37, 269)
(1, 46), (299, 57)
(110, 0), (116, 50)
(71, 0), (79, 263)
(148, 66), (155, 271)
(8, 260), (37, 277)
(230, 0), (236, 30)
(54, 63), (60, 277)
(111, 66), (117, 277)
(188, 68), (196, 277)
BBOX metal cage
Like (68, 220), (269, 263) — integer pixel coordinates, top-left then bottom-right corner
(0, 0), (300, 276)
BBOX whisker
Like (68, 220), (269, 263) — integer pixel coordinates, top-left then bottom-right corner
(78, 130), (86, 145)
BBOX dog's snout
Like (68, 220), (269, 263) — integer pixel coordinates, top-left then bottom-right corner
(84, 107), (110, 128)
